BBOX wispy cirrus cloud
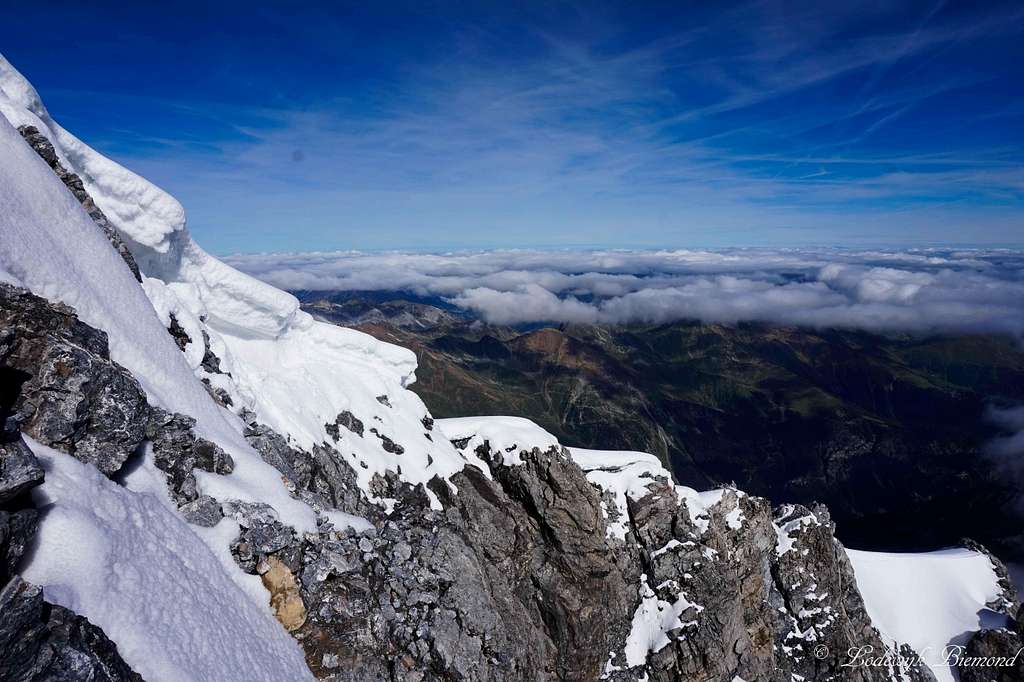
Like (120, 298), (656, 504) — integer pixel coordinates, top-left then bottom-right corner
(13, 0), (1020, 252)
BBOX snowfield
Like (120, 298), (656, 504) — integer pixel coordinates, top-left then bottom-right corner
(847, 548), (1009, 682)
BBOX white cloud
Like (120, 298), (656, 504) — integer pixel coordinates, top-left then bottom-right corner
(225, 247), (1024, 336)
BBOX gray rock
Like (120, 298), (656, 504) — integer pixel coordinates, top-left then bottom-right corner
(368, 428), (404, 455)
(17, 126), (142, 283)
(325, 411), (364, 440)
(0, 576), (143, 682)
(0, 510), (37, 587)
(199, 329), (224, 375)
(243, 418), (374, 518)
(0, 437), (43, 505)
(0, 283), (148, 475)
(166, 314), (191, 351)
(145, 407), (234, 504)
(959, 626), (1024, 682)
(178, 495), (224, 527)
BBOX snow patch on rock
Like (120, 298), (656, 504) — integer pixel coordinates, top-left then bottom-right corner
(439, 415), (560, 467)
(623, 574), (703, 667)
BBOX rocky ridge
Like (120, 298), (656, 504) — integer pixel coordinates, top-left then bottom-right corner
(0, 279), (939, 679)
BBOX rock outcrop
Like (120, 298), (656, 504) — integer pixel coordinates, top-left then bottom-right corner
(0, 577), (143, 682)
(17, 125), (142, 282)
(0, 283), (148, 475)
(958, 617), (1024, 682)
(233, 434), (934, 681)
(0, 352), (141, 680)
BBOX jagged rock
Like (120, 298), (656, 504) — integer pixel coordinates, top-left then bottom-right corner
(0, 436), (43, 505)
(177, 495), (224, 527)
(166, 314), (191, 351)
(0, 577), (143, 682)
(958, 626), (1024, 681)
(260, 556), (307, 632)
(0, 283), (148, 475)
(243, 419), (374, 518)
(0, 506), (37, 587)
(325, 411), (363, 440)
(368, 428), (404, 455)
(283, 433), (936, 682)
(375, 395), (391, 408)
(200, 377), (234, 407)
(145, 407), (234, 504)
(17, 126), (142, 282)
(199, 329), (224, 375)
(224, 499), (299, 573)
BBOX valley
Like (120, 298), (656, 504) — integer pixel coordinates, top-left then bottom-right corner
(299, 290), (1024, 555)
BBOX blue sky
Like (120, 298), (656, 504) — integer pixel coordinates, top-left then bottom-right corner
(2, 0), (1022, 253)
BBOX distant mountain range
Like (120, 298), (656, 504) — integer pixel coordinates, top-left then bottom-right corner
(297, 289), (1024, 556)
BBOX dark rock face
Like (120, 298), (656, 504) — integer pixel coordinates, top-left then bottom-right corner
(166, 314), (191, 351)
(145, 407), (234, 505)
(959, 624), (1024, 682)
(247, 438), (931, 681)
(0, 432), (43, 506)
(199, 329), (224, 375)
(0, 577), (144, 682)
(0, 283), (148, 475)
(369, 428), (404, 455)
(241, 411), (373, 518)
(17, 126), (142, 282)
(326, 410), (364, 440)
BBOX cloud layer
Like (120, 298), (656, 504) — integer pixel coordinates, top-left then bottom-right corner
(225, 247), (1024, 336)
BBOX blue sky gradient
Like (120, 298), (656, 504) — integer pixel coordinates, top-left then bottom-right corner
(2, 0), (1022, 252)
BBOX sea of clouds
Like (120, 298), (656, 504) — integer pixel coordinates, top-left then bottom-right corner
(224, 247), (1024, 336)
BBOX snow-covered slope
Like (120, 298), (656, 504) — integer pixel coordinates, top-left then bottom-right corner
(0, 67), (313, 534)
(847, 548), (1010, 682)
(0, 97), (315, 681)
(0, 51), (484, 680)
(0, 53), (473, 511)
(21, 440), (310, 682)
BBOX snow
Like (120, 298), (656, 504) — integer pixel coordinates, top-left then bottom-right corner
(774, 506), (821, 556)
(675, 487), (726, 535)
(569, 447), (672, 540)
(323, 509), (375, 534)
(623, 574), (703, 667)
(725, 504), (745, 530)
(847, 547), (1010, 682)
(0, 52), (477, 512)
(20, 439), (313, 682)
(439, 415), (561, 466)
(0, 105), (315, 536)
